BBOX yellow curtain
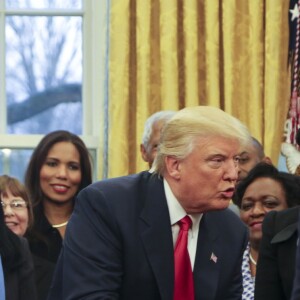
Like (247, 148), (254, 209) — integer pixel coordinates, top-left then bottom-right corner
(107, 0), (290, 178)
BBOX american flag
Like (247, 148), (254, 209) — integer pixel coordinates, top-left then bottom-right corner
(286, 0), (300, 145)
(210, 252), (218, 263)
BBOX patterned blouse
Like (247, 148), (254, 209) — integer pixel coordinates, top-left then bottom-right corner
(241, 243), (255, 300)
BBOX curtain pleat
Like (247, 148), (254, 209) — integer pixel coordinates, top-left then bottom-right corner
(107, 0), (290, 178)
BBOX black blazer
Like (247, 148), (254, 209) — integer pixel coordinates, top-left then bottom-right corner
(5, 237), (37, 300)
(32, 255), (55, 300)
(48, 172), (248, 300)
(255, 207), (299, 300)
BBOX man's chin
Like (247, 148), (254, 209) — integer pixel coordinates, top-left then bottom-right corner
(205, 201), (230, 212)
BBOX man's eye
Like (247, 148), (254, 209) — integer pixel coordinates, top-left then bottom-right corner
(213, 158), (223, 163)
(239, 157), (249, 164)
(207, 159), (223, 169)
(233, 156), (240, 165)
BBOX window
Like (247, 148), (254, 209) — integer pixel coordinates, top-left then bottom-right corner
(0, 0), (108, 182)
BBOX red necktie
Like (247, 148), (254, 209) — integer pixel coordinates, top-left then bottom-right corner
(174, 215), (195, 300)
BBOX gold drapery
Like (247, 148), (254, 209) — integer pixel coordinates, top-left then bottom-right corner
(107, 0), (290, 178)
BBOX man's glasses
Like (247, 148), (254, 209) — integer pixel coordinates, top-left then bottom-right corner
(1, 199), (28, 210)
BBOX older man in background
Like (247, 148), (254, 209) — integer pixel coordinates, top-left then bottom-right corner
(237, 137), (272, 184)
(140, 110), (176, 169)
(229, 137), (272, 215)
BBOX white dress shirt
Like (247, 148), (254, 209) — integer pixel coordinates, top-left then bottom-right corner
(163, 178), (202, 269)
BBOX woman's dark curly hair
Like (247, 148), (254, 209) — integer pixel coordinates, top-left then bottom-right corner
(232, 162), (300, 209)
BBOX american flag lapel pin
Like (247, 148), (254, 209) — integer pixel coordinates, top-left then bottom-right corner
(210, 252), (218, 263)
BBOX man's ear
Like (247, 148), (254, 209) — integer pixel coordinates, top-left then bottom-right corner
(262, 156), (272, 165)
(140, 144), (149, 162)
(165, 156), (181, 180)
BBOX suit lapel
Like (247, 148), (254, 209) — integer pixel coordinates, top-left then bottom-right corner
(271, 222), (298, 243)
(139, 175), (174, 300)
(193, 213), (221, 300)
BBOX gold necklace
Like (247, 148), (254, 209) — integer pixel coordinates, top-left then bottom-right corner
(249, 253), (257, 266)
(52, 221), (68, 228)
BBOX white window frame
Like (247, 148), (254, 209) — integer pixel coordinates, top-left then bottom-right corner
(0, 0), (109, 179)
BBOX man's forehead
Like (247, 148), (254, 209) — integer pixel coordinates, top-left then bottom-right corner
(194, 137), (240, 153)
(239, 151), (250, 156)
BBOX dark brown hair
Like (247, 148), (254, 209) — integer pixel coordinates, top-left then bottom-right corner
(25, 130), (93, 209)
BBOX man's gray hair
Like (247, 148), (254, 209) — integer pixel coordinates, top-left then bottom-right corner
(141, 110), (176, 148)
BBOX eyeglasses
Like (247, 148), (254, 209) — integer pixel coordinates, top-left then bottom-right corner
(1, 200), (28, 210)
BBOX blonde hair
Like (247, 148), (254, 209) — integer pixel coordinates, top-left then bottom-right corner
(154, 106), (251, 175)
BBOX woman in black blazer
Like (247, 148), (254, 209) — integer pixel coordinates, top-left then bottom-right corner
(0, 175), (52, 300)
(254, 206), (299, 300)
(0, 201), (37, 300)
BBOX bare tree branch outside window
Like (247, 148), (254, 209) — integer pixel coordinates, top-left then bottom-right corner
(5, 0), (83, 134)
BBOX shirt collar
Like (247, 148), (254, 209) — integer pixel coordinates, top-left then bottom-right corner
(163, 178), (202, 227)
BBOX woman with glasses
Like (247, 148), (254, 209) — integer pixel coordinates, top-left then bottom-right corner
(0, 175), (37, 300)
(0, 175), (53, 300)
(0, 175), (33, 237)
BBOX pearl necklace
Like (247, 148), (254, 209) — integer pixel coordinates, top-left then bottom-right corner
(52, 221), (68, 228)
(249, 253), (257, 266)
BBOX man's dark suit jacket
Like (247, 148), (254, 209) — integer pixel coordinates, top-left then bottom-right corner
(255, 206), (299, 300)
(48, 171), (248, 300)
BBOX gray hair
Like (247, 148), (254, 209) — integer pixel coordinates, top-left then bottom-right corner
(153, 106), (251, 175)
(141, 110), (176, 148)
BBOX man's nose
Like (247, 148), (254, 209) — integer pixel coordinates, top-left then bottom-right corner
(224, 160), (238, 181)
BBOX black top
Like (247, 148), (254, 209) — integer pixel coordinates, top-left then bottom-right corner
(32, 255), (55, 300)
(27, 210), (63, 264)
(4, 237), (37, 300)
(26, 209), (62, 299)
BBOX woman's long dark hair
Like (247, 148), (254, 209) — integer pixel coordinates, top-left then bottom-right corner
(0, 203), (22, 272)
(24, 130), (93, 249)
(25, 130), (93, 209)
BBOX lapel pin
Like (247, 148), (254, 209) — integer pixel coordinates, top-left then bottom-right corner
(210, 252), (218, 263)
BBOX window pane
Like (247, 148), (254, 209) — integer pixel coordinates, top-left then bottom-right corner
(6, 0), (82, 9)
(0, 148), (97, 183)
(6, 16), (83, 134)
(0, 149), (33, 183)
